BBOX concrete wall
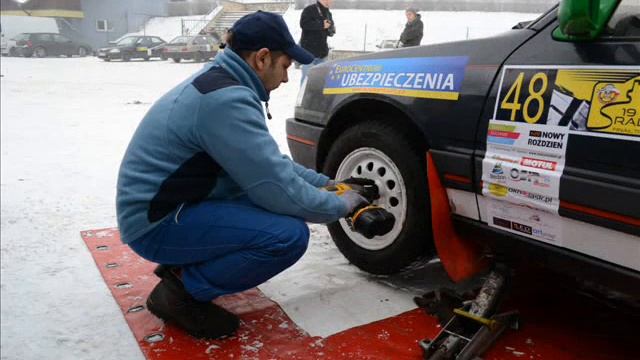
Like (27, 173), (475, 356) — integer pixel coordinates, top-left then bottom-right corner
(296, 0), (556, 12)
(57, 0), (168, 50)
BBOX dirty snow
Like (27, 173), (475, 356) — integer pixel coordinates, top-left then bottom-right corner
(1, 8), (539, 360)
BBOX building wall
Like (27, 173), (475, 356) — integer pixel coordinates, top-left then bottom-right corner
(58, 0), (168, 50)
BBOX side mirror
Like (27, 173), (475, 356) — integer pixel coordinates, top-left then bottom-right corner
(376, 44), (381, 48)
(552, 0), (619, 41)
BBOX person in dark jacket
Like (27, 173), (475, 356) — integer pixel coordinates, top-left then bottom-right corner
(117, 11), (368, 340)
(399, 8), (423, 47)
(299, 0), (335, 82)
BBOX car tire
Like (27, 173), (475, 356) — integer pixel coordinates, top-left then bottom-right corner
(323, 120), (433, 274)
(172, 57), (181, 63)
(194, 52), (203, 62)
(103, 57), (111, 62)
(143, 56), (150, 61)
(77, 47), (88, 57)
(34, 46), (47, 58)
(122, 52), (131, 62)
(161, 55), (168, 61)
(9, 48), (18, 57)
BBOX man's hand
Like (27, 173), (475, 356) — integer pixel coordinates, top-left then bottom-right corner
(340, 190), (370, 215)
(338, 177), (376, 187)
(323, 20), (332, 29)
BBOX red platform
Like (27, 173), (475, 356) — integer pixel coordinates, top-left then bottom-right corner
(82, 228), (635, 359)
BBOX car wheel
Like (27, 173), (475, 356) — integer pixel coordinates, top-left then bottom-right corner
(323, 121), (433, 274)
(103, 57), (111, 62)
(9, 48), (18, 57)
(143, 56), (150, 61)
(34, 47), (47, 58)
(77, 47), (88, 57)
(161, 55), (168, 61)
(194, 52), (203, 62)
(172, 57), (181, 63)
(122, 52), (131, 62)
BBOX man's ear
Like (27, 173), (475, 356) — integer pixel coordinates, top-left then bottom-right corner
(254, 48), (271, 71)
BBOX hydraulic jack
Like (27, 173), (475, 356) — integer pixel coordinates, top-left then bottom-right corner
(415, 267), (519, 360)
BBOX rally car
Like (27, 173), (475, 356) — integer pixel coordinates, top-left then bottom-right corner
(97, 35), (166, 61)
(287, 0), (639, 299)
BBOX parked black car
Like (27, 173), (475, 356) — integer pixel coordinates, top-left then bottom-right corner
(287, 0), (639, 300)
(97, 36), (166, 62)
(14, 33), (91, 58)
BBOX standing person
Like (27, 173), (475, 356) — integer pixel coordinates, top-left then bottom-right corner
(399, 8), (423, 47)
(116, 11), (368, 340)
(299, 0), (335, 82)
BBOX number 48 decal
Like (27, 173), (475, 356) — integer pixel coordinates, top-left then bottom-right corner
(497, 69), (556, 124)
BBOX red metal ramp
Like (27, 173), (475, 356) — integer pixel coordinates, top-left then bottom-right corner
(81, 228), (635, 359)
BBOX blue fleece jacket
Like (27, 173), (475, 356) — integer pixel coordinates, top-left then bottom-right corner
(116, 49), (348, 244)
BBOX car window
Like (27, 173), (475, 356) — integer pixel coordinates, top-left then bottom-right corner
(170, 36), (189, 44)
(193, 37), (207, 45)
(525, 4), (558, 31)
(53, 35), (69, 43)
(151, 38), (163, 45)
(34, 34), (53, 42)
(13, 33), (29, 41)
(116, 37), (137, 46)
(601, 5), (640, 39)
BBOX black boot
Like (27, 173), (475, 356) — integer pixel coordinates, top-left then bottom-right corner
(146, 265), (240, 339)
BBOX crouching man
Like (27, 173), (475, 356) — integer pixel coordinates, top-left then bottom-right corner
(116, 11), (368, 339)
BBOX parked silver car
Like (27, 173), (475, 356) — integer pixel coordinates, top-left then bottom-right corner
(162, 35), (219, 63)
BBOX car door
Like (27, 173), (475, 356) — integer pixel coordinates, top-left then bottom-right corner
(52, 34), (73, 55)
(150, 37), (164, 56)
(136, 37), (151, 57)
(476, 4), (639, 272)
(34, 33), (54, 55)
(195, 36), (210, 53)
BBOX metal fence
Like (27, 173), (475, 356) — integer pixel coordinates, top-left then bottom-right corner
(180, 19), (213, 36)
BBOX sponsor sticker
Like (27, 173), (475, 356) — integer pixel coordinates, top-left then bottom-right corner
(323, 56), (468, 100)
(485, 198), (561, 245)
(520, 157), (557, 171)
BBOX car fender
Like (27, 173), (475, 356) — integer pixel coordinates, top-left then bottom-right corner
(317, 93), (429, 171)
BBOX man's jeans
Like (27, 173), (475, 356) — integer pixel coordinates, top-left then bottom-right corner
(128, 197), (310, 302)
(301, 57), (326, 85)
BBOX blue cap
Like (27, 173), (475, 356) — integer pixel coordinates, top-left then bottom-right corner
(230, 11), (315, 65)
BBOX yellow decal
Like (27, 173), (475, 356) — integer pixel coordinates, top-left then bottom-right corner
(488, 183), (508, 197)
(136, 47), (148, 52)
(588, 76), (639, 136)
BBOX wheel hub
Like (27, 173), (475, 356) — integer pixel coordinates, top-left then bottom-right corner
(335, 147), (406, 250)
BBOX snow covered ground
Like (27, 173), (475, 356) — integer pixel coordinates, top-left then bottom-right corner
(1, 8), (538, 360)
